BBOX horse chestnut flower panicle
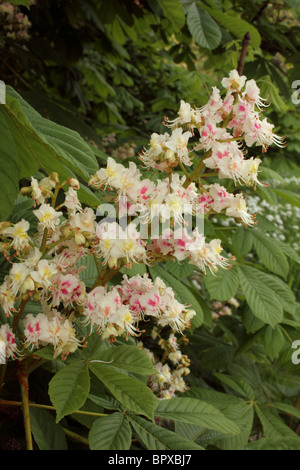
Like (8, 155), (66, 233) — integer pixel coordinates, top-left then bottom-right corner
(0, 70), (283, 400)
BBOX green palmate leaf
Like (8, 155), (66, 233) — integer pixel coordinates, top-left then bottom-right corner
(89, 363), (157, 420)
(203, 265), (239, 301)
(256, 185), (277, 205)
(264, 325), (284, 360)
(155, 397), (240, 435)
(259, 166), (286, 184)
(89, 413), (132, 450)
(88, 393), (122, 411)
(273, 188), (300, 209)
(237, 265), (283, 326)
(48, 360), (90, 423)
(80, 62), (117, 98)
(182, 402), (254, 451)
(185, 388), (254, 450)
(259, 271), (296, 315)
(0, 114), (20, 220)
(78, 254), (98, 288)
(231, 226), (254, 257)
(214, 402), (254, 450)
(255, 404), (300, 440)
(30, 407), (68, 450)
(148, 265), (203, 329)
(165, 259), (194, 280)
(272, 239), (300, 265)
(272, 402), (300, 420)
(0, 86), (100, 219)
(79, 333), (111, 361)
(214, 373), (255, 400)
(200, 344), (235, 370)
(258, 76), (288, 112)
(244, 437), (300, 450)
(202, 5), (261, 49)
(251, 229), (289, 278)
(7, 87), (98, 180)
(93, 345), (157, 375)
(242, 307), (265, 334)
(0, 107), (36, 220)
(128, 414), (204, 450)
(157, 0), (186, 31)
(120, 263), (147, 277)
(187, 2), (222, 50)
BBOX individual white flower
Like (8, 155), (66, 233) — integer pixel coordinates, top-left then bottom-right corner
(242, 79), (269, 110)
(225, 193), (255, 226)
(3, 219), (31, 251)
(164, 128), (193, 166)
(0, 281), (16, 316)
(206, 183), (233, 213)
(240, 157), (262, 186)
(24, 247), (42, 268)
(31, 259), (58, 288)
(158, 298), (190, 333)
(113, 306), (141, 337)
(23, 313), (47, 350)
(196, 121), (228, 151)
(64, 187), (83, 215)
(165, 100), (196, 129)
(70, 207), (96, 235)
(30, 177), (44, 204)
(197, 86), (223, 117)
(33, 203), (62, 231)
(243, 114), (285, 150)
(168, 349), (182, 364)
(221, 69), (247, 94)
(8, 262), (30, 295)
(0, 324), (19, 359)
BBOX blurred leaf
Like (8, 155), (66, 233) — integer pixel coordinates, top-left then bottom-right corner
(187, 2), (222, 50)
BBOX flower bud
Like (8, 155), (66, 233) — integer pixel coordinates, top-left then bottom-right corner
(20, 186), (32, 196)
(88, 175), (99, 187)
(49, 172), (59, 186)
(62, 225), (73, 237)
(165, 149), (176, 163)
(67, 178), (80, 190)
(74, 232), (85, 245)
(0, 222), (12, 235)
(20, 275), (35, 294)
(108, 257), (118, 269)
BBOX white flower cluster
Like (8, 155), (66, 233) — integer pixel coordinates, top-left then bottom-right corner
(138, 331), (191, 400)
(139, 70), (284, 185)
(0, 175), (195, 360)
(83, 274), (195, 338)
(0, 71), (283, 368)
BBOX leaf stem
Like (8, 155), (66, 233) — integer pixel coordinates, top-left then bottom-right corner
(17, 364), (33, 450)
(0, 398), (108, 418)
(63, 428), (89, 446)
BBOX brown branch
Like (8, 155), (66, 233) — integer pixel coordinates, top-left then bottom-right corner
(237, 32), (251, 76)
